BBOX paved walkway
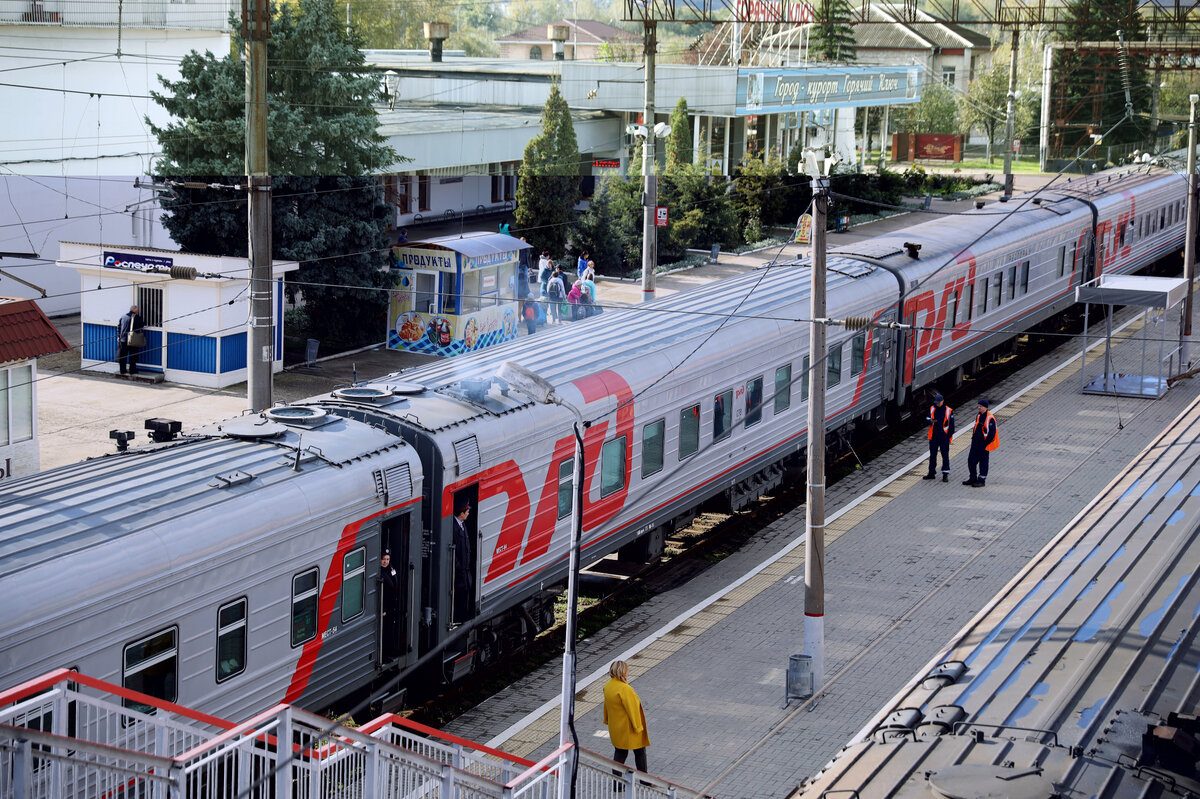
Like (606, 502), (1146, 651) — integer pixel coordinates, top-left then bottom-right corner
(443, 301), (1200, 798)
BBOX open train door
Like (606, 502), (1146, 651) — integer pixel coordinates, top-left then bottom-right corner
(379, 510), (421, 668)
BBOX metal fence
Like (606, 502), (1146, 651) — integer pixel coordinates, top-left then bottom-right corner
(0, 670), (710, 799)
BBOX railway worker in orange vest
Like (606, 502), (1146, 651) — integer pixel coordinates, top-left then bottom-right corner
(964, 399), (999, 488)
(923, 392), (954, 482)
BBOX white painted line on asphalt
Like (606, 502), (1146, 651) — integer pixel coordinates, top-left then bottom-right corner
(484, 310), (1146, 751)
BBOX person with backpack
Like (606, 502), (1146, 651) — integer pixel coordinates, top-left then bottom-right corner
(546, 268), (567, 324)
(538, 254), (553, 297)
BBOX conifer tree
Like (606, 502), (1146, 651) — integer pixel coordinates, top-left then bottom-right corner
(665, 97), (693, 172)
(514, 84), (582, 256)
(809, 0), (856, 62)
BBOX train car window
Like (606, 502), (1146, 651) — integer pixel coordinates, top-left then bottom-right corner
(964, 283), (974, 320)
(746, 376), (764, 427)
(979, 276), (989, 313)
(1056, 247), (1066, 278)
(680, 405), (700, 459)
(123, 627), (178, 713)
(341, 547), (366, 622)
(557, 459), (574, 519)
(291, 568), (320, 647)
(800, 357), (810, 401)
(1019, 261), (1029, 294)
(1006, 267), (1016, 301)
(828, 345), (842, 387)
(600, 437), (627, 497)
(216, 599), (248, 682)
(851, 334), (865, 376)
(713, 390), (733, 441)
(990, 274), (1003, 309)
(946, 291), (959, 326)
(641, 419), (665, 477)
(775, 364), (792, 412)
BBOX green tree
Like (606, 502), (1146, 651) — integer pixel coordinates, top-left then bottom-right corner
(730, 156), (795, 243)
(514, 84), (582, 255)
(960, 48), (1040, 163)
(573, 176), (642, 274)
(658, 163), (737, 258)
(892, 81), (960, 134)
(665, 97), (693, 172)
(809, 0), (856, 62)
(147, 0), (400, 347)
(1054, 0), (1150, 151)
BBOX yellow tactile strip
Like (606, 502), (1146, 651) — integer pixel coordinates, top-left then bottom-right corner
(496, 322), (1140, 758)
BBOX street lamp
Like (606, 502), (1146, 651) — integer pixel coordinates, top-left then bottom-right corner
(496, 361), (585, 798)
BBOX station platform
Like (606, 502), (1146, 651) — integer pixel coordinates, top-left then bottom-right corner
(443, 299), (1200, 798)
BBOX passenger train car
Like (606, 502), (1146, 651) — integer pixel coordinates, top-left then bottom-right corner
(0, 165), (1190, 720)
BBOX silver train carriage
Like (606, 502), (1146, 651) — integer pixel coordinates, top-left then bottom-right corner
(0, 164), (1188, 720)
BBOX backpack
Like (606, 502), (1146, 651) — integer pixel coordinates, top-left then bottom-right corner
(548, 279), (564, 300)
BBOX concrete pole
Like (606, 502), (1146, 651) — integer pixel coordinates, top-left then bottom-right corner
(244, 0), (272, 413)
(641, 21), (658, 303)
(1182, 95), (1198, 368)
(1039, 42), (1054, 172)
(804, 174), (828, 692)
(557, 416), (585, 799)
(1002, 29), (1019, 197)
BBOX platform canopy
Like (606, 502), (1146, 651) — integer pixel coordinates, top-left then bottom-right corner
(1075, 274), (1189, 308)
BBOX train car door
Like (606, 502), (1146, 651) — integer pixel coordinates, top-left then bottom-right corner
(876, 309), (898, 401)
(379, 512), (420, 665)
(450, 485), (479, 627)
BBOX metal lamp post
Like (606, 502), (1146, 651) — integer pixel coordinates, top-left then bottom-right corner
(496, 361), (585, 799)
(1182, 94), (1198, 368)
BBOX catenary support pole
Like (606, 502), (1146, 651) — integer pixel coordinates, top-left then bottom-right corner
(244, 0), (273, 412)
(804, 173), (828, 692)
(641, 21), (658, 303)
(1182, 94), (1198, 368)
(558, 414), (585, 799)
(1002, 28), (1020, 198)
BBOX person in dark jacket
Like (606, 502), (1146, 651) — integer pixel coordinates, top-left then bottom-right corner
(452, 502), (474, 624)
(923, 393), (954, 482)
(379, 549), (401, 659)
(116, 304), (144, 376)
(964, 399), (999, 487)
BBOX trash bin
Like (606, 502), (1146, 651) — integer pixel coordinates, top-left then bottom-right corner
(785, 653), (813, 705)
(305, 338), (320, 367)
(710, 244), (720, 262)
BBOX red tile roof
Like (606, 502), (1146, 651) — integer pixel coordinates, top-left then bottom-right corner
(0, 298), (70, 364)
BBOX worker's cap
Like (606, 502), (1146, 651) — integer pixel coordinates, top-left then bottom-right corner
(932, 393), (943, 403)
(382, 548), (391, 556)
(977, 398), (990, 408)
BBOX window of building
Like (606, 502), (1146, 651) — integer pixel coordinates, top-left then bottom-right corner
(557, 458), (574, 519)
(342, 547), (366, 622)
(0, 363), (34, 446)
(851, 333), (866, 376)
(418, 175), (431, 212)
(680, 405), (700, 459)
(491, 175), (503, 203)
(291, 568), (320, 647)
(641, 419), (665, 477)
(529, 45), (543, 59)
(941, 65), (956, 86)
(123, 628), (178, 713)
(137, 285), (163, 328)
(391, 175), (411, 214)
(216, 599), (248, 682)
(713, 390), (733, 441)
(827, 345), (842, 387)
(745, 376), (764, 427)
(600, 437), (627, 497)
(775, 364), (792, 413)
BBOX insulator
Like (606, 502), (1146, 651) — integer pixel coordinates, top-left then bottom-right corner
(843, 316), (874, 331)
(169, 265), (198, 280)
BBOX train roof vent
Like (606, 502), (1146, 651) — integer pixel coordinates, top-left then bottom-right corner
(219, 417), (288, 440)
(387, 381), (427, 394)
(453, 435), (480, 476)
(928, 764), (1056, 799)
(264, 406), (332, 427)
(333, 386), (394, 401)
(375, 462), (413, 504)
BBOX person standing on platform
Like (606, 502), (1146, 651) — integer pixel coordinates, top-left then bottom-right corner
(546, 268), (567, 324)
(116, 304), (144, 376)
(538, 251), (552, 296)
(923, 393), (954, 482)
(577, 250), (589, 279)
(964, 399), (998, 488)
(603, 660), (649, 773)
(378, 549), (401, 659)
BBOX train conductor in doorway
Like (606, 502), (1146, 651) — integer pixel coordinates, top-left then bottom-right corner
(379, 549), (401, 659)
(923, 393), (954, 482)
(964, 399), (999, 488)
(452, 502), (475, 625)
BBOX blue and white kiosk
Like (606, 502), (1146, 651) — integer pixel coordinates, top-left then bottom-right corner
(60, 242), (298, 388)
(388, 232), (531, 357)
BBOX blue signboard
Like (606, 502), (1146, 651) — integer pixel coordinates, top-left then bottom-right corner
(736, 66), (922, 115)
(103, 250), (174, 271)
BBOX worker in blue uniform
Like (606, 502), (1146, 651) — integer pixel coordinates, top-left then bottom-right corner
(923, 393), (954, 482)
(964, 399), (999, 488)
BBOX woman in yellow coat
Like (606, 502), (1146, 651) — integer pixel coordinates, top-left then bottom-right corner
(603, 660), (649, 772)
